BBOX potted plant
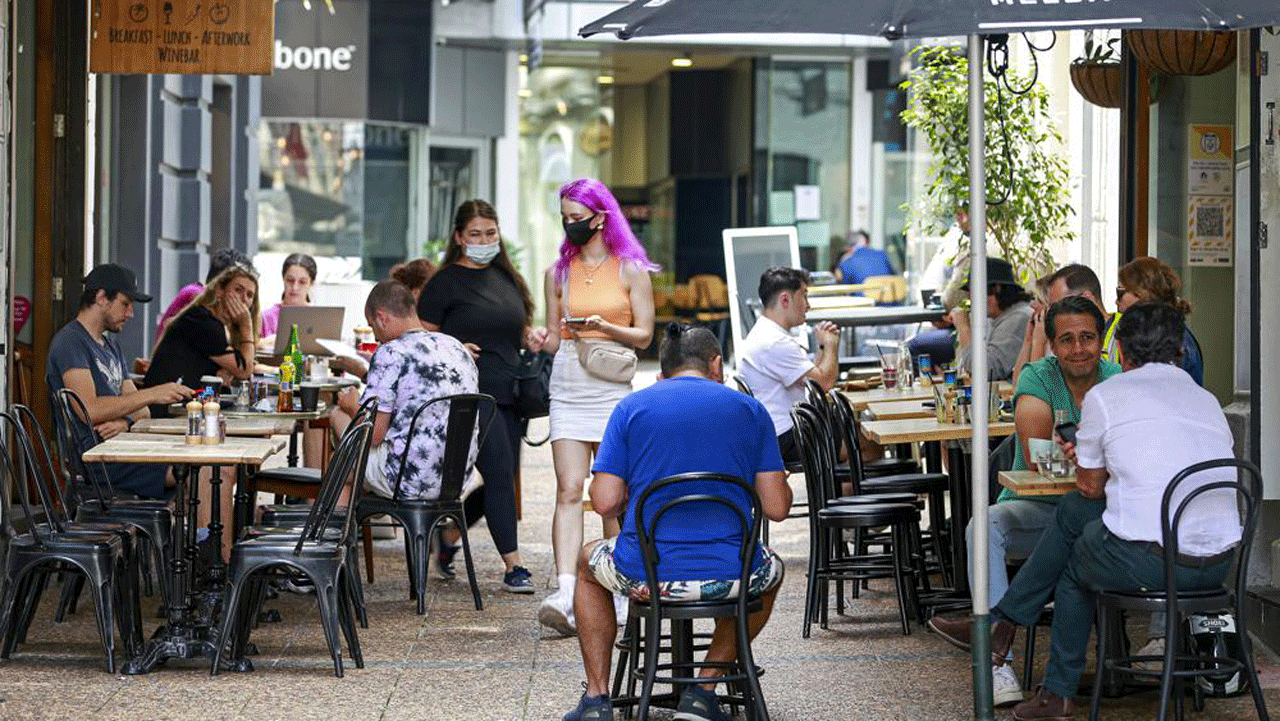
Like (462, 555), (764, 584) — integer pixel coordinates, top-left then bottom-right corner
(1127, 29), (1236, 76)
(1070, 35), (1123, 109)
(901, 46), (1073, 282)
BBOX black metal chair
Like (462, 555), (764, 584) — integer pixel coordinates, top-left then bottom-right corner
(792, 407), (922, 637)
(212, 419), (373, 678)
(1089, 459), (1270, 721)
(733, 377), (754, 397)
(0, 408), (143, 672)
(355, 393), (496, 614)
(611, 473), (771, 721)
(49, 390), (175, 617)
(805, 379), (920, 477)
(828, 391), (953, 588)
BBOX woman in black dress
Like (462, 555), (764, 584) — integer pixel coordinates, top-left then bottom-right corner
(417, 199), (547, 593)
(144, 264), (261, 415)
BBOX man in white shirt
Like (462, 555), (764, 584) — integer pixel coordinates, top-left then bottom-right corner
(930, 303), (1241, 720)
(737, 267), (840, 462)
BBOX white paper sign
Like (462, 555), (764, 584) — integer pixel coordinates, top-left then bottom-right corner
(794, 185), (821, 221)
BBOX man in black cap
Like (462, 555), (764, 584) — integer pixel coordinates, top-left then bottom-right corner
(947, 257), (1033, 381)
(46, 264), (195, 499)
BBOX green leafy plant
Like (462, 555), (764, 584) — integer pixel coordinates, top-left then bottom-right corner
(1075, 35), (1120, 65)
(900, 45), (1074, 281)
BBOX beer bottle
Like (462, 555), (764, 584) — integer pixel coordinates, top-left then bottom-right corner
(278, 355), (295, 413)
(287, 323), (306, 374)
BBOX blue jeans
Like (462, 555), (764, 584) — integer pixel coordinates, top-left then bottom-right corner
(966, 499), (1056, 659)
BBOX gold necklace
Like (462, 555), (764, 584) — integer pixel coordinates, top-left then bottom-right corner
(580, 255), (608, 285)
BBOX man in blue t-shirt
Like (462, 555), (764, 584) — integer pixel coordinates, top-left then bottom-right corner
(836, 229), (895, 285)
(562, 324), (792, 721)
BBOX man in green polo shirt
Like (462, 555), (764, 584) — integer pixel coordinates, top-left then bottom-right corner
(933, 295), (1120, 706)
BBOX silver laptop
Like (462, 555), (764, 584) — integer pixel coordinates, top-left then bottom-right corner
(272, 306), (345, 356)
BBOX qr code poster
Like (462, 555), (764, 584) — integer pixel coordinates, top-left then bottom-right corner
(1188, 195), (1234, 266)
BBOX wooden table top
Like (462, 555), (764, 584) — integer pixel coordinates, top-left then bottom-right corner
(167, 401), (328, 421)
(860, 417), (1017, 444)
(807, 283), (873, 297)
(130, 418), (296, 437)
(82, 434), (287, 466)
(841, 381), (1013, 411)
(998, 470), (1076, 496)
(865, 400), (935, 421)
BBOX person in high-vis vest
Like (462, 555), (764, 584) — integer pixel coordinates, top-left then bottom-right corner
(1115, 257), (1204, 387)
(1013, 263), (1118, 386)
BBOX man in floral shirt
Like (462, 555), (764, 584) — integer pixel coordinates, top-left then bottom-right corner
(335, 280), (478, 499)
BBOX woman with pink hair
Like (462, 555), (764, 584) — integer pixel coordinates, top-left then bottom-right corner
(537, 178), (657, 635)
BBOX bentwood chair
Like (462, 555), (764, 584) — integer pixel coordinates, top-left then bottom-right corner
(356, 393), (496, 614)
(1090, 459), (1270, 721)
(792, 407), (923, 636)
(0, 409), (143, 672)
(213, 419), (373, 678)
(612, 473), (771, 721)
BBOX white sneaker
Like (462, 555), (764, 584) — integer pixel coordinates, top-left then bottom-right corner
(993, 663), (1023, 707)
(613, 593), (629, 626)
(537, 589), (577, 636)
(1133, 637), (1165, 672)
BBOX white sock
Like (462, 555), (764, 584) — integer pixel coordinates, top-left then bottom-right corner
(558, 574), (577, 596)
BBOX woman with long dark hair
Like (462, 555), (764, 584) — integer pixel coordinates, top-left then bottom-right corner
(259, 253), (317, 345)
(537, 179), (657, 635)
(417, 199), (544, 593)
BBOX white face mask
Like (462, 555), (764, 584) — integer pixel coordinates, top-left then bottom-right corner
(464, 241), (501, 265)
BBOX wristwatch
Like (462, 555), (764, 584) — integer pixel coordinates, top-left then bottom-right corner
(123, 415), (136, 429)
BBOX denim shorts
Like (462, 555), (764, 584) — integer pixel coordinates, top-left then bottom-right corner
(588, 537), (785, 602)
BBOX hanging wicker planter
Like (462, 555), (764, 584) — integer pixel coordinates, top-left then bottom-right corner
(1070, 62), (1123, 108)
(1126, 30), (1236, 76)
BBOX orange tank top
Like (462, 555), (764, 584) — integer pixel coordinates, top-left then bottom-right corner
(561, 255), (633, 339)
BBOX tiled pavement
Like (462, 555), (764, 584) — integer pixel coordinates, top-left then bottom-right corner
(1, 415), (1277, 720)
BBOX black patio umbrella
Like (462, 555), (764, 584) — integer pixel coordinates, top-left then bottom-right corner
(579, 0), (1280, 40)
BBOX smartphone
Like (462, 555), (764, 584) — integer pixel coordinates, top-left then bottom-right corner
(1054, 421), (1078, 446)
(563, 316), (589, 325)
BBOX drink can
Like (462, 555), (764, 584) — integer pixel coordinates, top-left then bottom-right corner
(943, 368), (957, 387)
(918, 353), (933, 377)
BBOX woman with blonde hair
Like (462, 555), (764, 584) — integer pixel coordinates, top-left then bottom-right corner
(537, 178), (657, 635)
(1115, 257), (1203, 385)
(143, 263), (261, 415)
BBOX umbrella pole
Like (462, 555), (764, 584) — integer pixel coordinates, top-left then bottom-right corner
(967, 32), (994, 721)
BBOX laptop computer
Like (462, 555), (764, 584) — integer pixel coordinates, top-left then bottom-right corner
(272, 306), (346, 356)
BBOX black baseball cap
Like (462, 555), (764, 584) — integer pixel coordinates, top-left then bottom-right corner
(84, 264), (152, 303)
(961, 257), (1020, 291)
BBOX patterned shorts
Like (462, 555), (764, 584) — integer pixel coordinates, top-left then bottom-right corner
(587, 538), (785, 602)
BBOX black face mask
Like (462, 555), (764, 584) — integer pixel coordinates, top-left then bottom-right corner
(563, 215), (598, 247)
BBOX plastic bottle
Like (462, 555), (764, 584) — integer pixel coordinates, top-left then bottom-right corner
(185, 397), (204, 444)
(203, 393), (221, 444)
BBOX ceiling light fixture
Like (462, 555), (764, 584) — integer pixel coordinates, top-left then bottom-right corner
(671, 55), (693, 68)
(597, 75), (615, 84)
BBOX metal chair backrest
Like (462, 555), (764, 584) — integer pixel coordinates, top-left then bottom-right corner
(0, 410), (64, 544)
(390, 393), (496, 503)
(633, 472), (761, 619)
(296, 419), (373, 554)
(734, 377), (754, 397)
(347, 394), (379, 433)
(14, 404), (77, 515)
(1159, 459), (1262, 624)
(52, 388), (113, 509)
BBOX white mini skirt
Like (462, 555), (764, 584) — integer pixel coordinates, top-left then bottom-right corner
(549, 340), (632, 443)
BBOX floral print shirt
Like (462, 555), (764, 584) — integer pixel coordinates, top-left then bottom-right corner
(361, 329), (479, 499)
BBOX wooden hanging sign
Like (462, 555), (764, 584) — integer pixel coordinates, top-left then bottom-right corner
(90, 0), (274, 75)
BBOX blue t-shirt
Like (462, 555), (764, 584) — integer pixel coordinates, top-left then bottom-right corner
(593, 376), (785, 583)
(838, 246), (895, 285)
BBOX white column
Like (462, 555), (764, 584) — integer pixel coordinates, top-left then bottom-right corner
(850, 54), (873, 241)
